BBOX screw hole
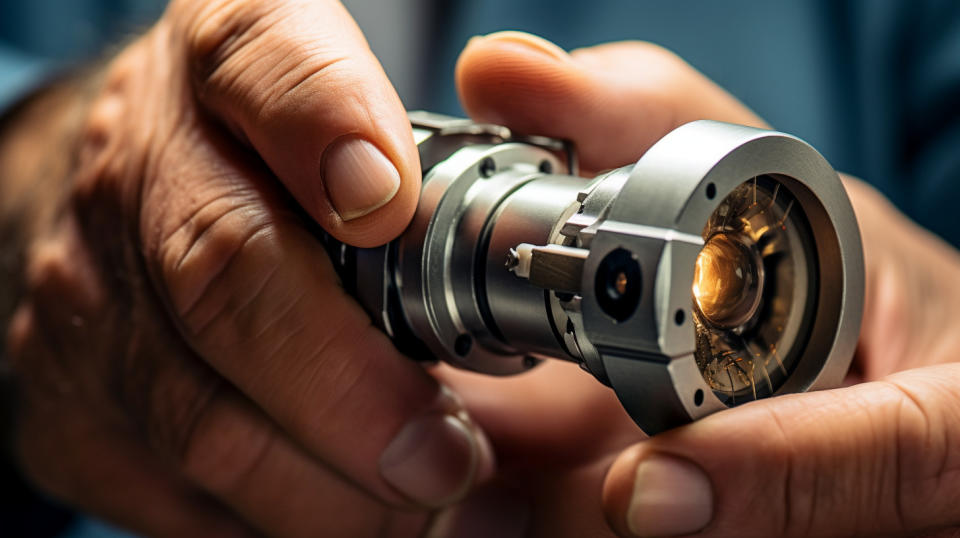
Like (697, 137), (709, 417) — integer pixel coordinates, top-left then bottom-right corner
(479, 157), (496, 178)
(705, 183), (717, 199)
(674, 309), (685, 326)
(539, 160), (553, 174)
(694, 389), (704, 406)
(454, 334), (473, 356)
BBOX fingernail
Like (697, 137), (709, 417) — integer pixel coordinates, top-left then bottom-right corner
(481, 31), (569, 61)
(627, 455), (713, 537)
(380, 394), (494, 508)
(322, 137), (401, 221)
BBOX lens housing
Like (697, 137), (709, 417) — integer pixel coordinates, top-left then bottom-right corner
(325, 113), (864, 435)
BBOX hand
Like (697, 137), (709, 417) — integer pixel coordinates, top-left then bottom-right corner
(0, 2), (494, 536)
(431, 32), (960, 537)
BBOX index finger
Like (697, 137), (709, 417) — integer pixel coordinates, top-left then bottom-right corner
(141, 107), (492, 509)
(168, 0), (421, 247)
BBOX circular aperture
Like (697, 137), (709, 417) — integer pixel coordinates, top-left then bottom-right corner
(692, 176), (817, 405)
(479, 157), (496, 178)
(693, 233), (764, 329)
(454, 334), (473, 356)
(595, 248), (642, 322)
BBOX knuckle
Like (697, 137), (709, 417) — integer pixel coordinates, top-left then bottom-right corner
(23, 239), (101, 317)
(253, 52), (351, 126)
(177, 0), (360, 127)
(177, 390), (275, 495)
(73, 57), (146, 213)
(142, 361), (222, 462)
(24, 240), (73, 294)
(23, 228), (108, 318)
(155, 191), (277, 336)
(180, 0), (286, 92)
(883, 374), (960, 527)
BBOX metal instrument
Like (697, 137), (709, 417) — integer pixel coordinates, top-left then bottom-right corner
(326, 111), (864, 435)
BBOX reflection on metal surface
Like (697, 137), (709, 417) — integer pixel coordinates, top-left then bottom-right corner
(693, 232), (763, 329)
(326, 112), (864, 435)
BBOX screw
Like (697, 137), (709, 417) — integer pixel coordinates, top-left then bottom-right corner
(505, 248), (519, 270)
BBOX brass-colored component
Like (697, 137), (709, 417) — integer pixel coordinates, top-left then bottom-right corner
(692, 233), (763, 329)
(692, 177), (814, 404)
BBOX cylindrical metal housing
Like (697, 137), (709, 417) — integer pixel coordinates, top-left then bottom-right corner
(326, 112), (864, 435)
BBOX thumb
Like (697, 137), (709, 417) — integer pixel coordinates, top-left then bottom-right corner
(169, 0), (419, 247)
(602, 364), (960, 537)
(456, 32), (765, 171)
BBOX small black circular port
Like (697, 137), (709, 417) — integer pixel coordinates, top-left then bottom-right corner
(479, 157), (496, 178)
(454, 334), (473, 356)
(595, 248), (642, 322)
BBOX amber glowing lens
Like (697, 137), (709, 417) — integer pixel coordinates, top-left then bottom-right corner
(692, 233), (762, 329)
(692, 176), (815, 404)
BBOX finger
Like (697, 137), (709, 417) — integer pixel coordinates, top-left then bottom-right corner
(8, 308), (254, 538)
(142, 117), (493, 509)
(167, 381), (433, 537)
(601, 364), (960, 537)
(10, 237), (430, 536)
(169, 0), (420, 246)
(18, 417), (255, 538)
(455, 32), (765, 171)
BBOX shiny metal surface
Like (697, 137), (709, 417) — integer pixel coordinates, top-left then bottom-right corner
(327, 112), (864, 435)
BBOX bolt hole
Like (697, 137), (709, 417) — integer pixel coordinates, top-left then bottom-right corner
(539, 160), (553, 174)
(479, 157), (496, 178)
(694, 389), (704, 406)
(674, 309), (685, 326)
(454, 334), (473, 356)
(705, 183), (717, 200)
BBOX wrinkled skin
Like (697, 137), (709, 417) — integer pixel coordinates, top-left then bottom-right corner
(439, 35), (960, 538)
(2, 2), (960, 537)
(3, 1), (469, 536)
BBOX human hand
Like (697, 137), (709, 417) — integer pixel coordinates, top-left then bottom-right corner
(0, 2), (495, 536)
(431, 32), (960, 538)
